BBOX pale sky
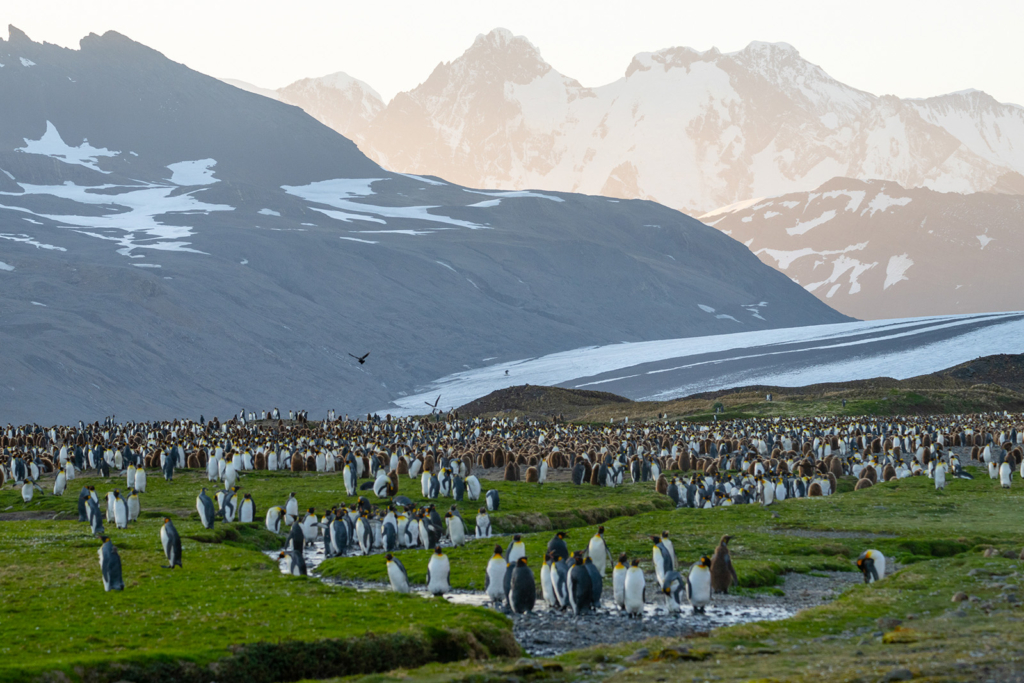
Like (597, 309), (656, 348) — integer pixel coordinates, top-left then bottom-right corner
(4, 0), (1023, 105)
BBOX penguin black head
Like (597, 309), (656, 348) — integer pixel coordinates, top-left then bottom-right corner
(630, 558), (641, 567)
(493, 544), (504, 556)
(573, 554), (584, 565)
(516, 557), (529, 567)
(385, 553), (394, 561)
(513, 534), (522, 542)
(433, 546), (444, 556)
(557, 531), (568, 539)
(163, 517), (171, 524)
(698, 555), (711, 568)
(597, 526), (605, 535)
(651, 535), (661, 545)
(307, 507), (315, 513)
(478, 507), (487, 515)
(99, 535), (110, 544)
(662, 530), (670, 539)
(618, 552), (628, 564)
(720, 535), (733, 545)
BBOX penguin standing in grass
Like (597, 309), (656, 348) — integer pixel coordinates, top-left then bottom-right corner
(624, 559), (646, 618)
(857, 549), (886, 583)
(98, 536), (124, 591)
(196, 488), (215, 529)
(301, 508), (319, 545)
(446, 510), (466, 547)
(1000, 457), (1013, 488)
(77, 486), (95, 522)
(265, 506), (285, 534)
(509, 557), (536, 614)
(239, 493), (255, 523)
(475, 508), (492, 538)
(506, 534), (526, 565)
(278, 549), (307, 576)
(485, 489), (499, 511)
(547, 531), (570, 562)
(465, 475), (481, 501)
(485, 544), (508, 607)
(587, 527), (613, 575)
(613, 553), (628, 610)
(134, 465), (147, 494)
(385, 553), (410, 593)
(89, 498), (105, 536)
(660, 531), (677, 568)
(356, 513), (373, 554)
(112, 490), (129, 529)
(160, 518), (183, 568)
(53, 467), (67, 496)
(127, 490), (140, 522)
(426, 546), (451, 596)
(686, 555), (712, 613)
(21, 478), (42, 503)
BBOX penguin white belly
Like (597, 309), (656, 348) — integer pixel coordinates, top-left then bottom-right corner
(240, 500), (254, 523)
(541, 563), (555, 606)
(449, 518), (465, 546)
(613, 566), (626, 609)
(486, 559), (506, 603)
(134, 469), (146, 493)
(687, 567), (712, 610)
(427, 556), (451, 595)
(114, 500), (128, 529)
(387, 562), (410, 592)
(624, 568), (645, 615)
(588, 538), (607, 574)
(1000, 463), (1012, 488)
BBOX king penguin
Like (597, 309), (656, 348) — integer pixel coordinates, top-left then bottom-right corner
(587, 526), (613, 575)
(239, 493), (255, 523)
(857, 549), (886, 583)
(426, 546), (451, 596)
(661, 569), (686, 614)
(196, 488), (215, 529)
(612, 552), (628, 610)
(506, 534), (526, 565)
(485, 544), (508, 607)
(651, 536), (674, 588)
(540, 551), (556, 607)
(112, 490), (129, 529)
(547, 531), (570, 563)
(485, 489), (500, 511)
(475, 508), (492, 538)
(385, 553), (410, 593)
(686, 555), (712, 613)
(265, 506), (285, 534)
(567, 552), (593, 616)
(624, 558), (646, 618)
(278, 549), (307, 576)
(98, 536), (125, 591)
(509, 557), (537, 614)
(160, 517), (183, 568)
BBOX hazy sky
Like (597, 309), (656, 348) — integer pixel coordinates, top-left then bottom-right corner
(5, 0), (1023, 105)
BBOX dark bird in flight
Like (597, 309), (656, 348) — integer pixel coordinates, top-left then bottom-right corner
(349, 352), (370, 365)
(425, 395), (441, 413)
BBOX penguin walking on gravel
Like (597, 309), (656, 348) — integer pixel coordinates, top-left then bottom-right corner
(385, 553), (410, 593)
(540, 551), (556, 607)
(278, 549), (307, 576)
(485, 544), (508, 607)
(587, 527), (613, 575)
(475, 508), (492, 538)
(624, 558), (646, 618)
(857, 549), (886, 583)
(567, 552), (593, 616)
(426, 546), (451, 596)
(662, 569), (686, 614)
(613, 553), (628, 610)
(686, 555), (712, 613)
(509, 557), (537, 614)
(552, 555), (570, 611)
(160, 518), (183, 568)
(98, 536), (124, 591)
(584, 557), (603, 607)
(651, 536), (674, 588)
(196, 488), (215, 530)
(709, 535), (738, 594)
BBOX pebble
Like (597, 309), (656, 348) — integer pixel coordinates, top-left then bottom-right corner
(884, 667), (914, 681)
(952, 592), (968, 603)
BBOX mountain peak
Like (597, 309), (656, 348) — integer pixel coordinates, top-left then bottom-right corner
(473, 27), (532, 50)
(734, 40), (800, 57)
(5, 25), (32, 44)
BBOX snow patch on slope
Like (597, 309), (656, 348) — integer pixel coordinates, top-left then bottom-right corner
(167, 159), (219, 186)
(883, 254), (913, 289)
(17, 121), (119, 173)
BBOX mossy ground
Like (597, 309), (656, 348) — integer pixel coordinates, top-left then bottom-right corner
(4, 464), (1024, 682)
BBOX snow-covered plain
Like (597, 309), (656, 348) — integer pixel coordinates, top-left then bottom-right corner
(385, 312), (1024, 414)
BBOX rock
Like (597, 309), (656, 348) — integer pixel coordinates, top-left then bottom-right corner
(983, 548), (1000, 558)
(952, 592), (968, 602)
(877, 617), (903, 630)
(624, 648), (649, 663)
(577, 663), (592, 672)
(884, 667), (913, 681)
(1004, 593), (1019, 604)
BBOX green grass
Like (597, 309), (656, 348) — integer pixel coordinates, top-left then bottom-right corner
(4, 462), (1024, 682)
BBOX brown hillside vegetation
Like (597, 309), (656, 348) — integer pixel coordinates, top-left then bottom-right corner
(456, 354), (1024, 422)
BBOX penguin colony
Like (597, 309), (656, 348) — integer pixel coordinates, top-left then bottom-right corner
(0, 412), (1013, 602)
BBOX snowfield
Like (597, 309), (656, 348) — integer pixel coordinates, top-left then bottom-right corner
(385, 312), (1024, 414)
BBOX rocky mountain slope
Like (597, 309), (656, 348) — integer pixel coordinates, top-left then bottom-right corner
(236, 29), (1024, 215)
(0, 26), (849, 424)
(703, 178), (1024, 319)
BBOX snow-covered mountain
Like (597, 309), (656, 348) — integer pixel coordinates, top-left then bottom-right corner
(259, 29), (1023, 215)
(222, 72), (384, 143)
(0, 25), (849, 424)
(702, 177), (1024, 320)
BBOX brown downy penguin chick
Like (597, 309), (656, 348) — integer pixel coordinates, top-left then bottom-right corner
(655, 474), (668, 495)
(480, 451), (493, 469)
(589, 465), (602, 486)
(710, 535), (738, 594)
(525, 466), (539, 483)
(423, 454), (436, 474)
(387, 470), (399, 496)
(291, 453), (305, 472)
(854, 478), (873, 490)
(504, 461), (518, 482)
(254, 452), (267, 470)
(396, 458), (409, 475)
(807, 481), (823, 497)
(187, 453), (200, 469)
(883, 464), (897, 481)
(863, 464), (878, 484)
(305, 454), (317, 470)
(492, 450), (505, 469)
